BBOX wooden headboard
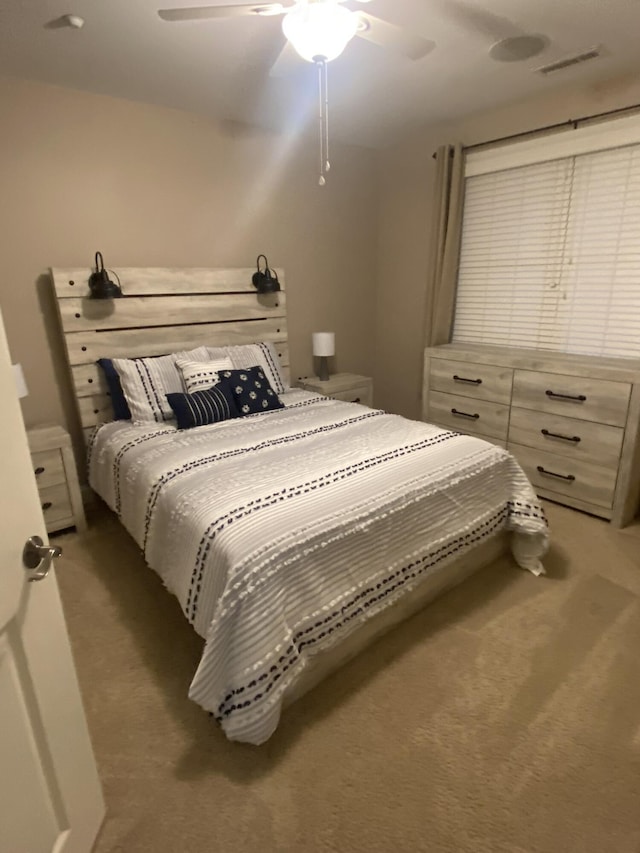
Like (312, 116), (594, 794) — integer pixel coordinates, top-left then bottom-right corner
(51, 267), (288, 442)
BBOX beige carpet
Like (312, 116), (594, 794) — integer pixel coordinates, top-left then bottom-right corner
(55, 501), (640, 853)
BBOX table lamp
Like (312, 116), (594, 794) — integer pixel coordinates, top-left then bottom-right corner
(312, 332), (335, 382)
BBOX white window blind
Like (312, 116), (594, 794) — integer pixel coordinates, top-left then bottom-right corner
(452, 137), (640, 358)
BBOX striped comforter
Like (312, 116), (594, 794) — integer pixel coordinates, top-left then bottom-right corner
(89, 389), (548, 744)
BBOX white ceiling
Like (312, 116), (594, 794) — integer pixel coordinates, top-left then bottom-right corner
(1, 0), (639, 148)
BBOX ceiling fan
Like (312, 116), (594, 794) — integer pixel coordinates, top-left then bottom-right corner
(157, 1), (435, 68)
(158, 1), (435, 184)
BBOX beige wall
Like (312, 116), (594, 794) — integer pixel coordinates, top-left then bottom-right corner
(375, 71), (640, 420)
(4, 70), (640, 442)
(0, 76), (377, 445)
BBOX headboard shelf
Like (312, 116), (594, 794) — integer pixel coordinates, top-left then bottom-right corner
(52, 267), (262, 298)
(57, 292), (286, 333)
(51, 267), (289, 439)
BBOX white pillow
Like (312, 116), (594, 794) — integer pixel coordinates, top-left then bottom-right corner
(112, 346), (209, 423)
(206, 346), (228, 360)
(176, 357), (234, 394)
(212, 342), (287, 395)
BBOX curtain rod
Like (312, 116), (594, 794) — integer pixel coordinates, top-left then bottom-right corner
(431, 100), (640, 159)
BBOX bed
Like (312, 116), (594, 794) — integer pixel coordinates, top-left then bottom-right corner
(52, 266), (548, 745)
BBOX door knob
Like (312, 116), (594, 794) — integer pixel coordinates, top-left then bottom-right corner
(22, 535), (62, 582)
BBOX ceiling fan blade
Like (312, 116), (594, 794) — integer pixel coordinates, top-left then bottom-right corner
(269, 38), (303, 78)
(355, 12), (435, 60)
(158, 3), (288, 22)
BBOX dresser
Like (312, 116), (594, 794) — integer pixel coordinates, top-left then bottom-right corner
(297, 373), (374, 407)
(423, 344), (640, 527)
(27, 425), (87, 534)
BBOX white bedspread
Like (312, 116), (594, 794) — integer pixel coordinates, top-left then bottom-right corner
(88, 390), (548, 744)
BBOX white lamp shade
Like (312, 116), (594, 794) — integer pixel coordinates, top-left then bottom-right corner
(12, 363), (28, 399)
(312, 332), (335, 357)
(282, 3), (358, 63)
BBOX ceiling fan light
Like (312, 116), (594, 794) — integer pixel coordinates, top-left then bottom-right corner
(282, 2), (358, 62)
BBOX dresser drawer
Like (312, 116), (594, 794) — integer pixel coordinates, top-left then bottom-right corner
(508, 442), (617, 509)
(427, 390), (509, 440)
(509, 407), (624, 469)
(31, 449), (65, 489)
(430, 358), (512, 404)
(327, 385), (372, 405)
(39, 483), (74, 531)
(512, 370), (630, 427)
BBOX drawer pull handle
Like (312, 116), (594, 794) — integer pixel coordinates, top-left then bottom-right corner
(451, 408), (480, 420)
(41, 501), (53, 511)
(541, 429), (581, 443)
(545, 390), (587, 402)
(453, 375), (482, 385)
(536, 465), (575, 482)
(34, 466), (45, 476)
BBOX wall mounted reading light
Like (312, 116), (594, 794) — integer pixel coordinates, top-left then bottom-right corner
(252, 254), (281, 294)
(88, 251), (122, 299)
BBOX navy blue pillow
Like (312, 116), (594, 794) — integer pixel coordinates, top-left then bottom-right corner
(219, 366), (284, 416)
(97, 358), (131, 420)
(166, 381), (239, 430)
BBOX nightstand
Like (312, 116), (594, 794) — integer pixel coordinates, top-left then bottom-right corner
(298, 373), (374, 407)
(27, 425), (87, 535)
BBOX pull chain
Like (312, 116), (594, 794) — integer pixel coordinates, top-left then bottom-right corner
(323, 58), (330, 178)
(315, 56), (330, 186)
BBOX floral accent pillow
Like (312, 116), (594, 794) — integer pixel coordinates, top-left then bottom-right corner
(217, 342), (288, 394)
(218, 366), (284, 416)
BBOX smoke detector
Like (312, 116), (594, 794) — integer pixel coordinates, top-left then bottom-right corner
(45, 12), (85, 30)
(535, 46), (602, 75)
(64, 14), (85, 29)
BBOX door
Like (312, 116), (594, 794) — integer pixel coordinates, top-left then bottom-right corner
(0, 307), (104, 853)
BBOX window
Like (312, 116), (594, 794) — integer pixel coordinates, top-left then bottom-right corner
(452, 115), (640, 358)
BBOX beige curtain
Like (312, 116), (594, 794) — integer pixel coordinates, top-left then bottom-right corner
(425, 143), (465, 346)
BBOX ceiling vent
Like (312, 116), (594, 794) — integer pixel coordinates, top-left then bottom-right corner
(535, 46), (602, 75)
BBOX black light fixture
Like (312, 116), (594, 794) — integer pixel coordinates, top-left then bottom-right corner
(252, 254), (281, 294)
(88, 251), (122, 299)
